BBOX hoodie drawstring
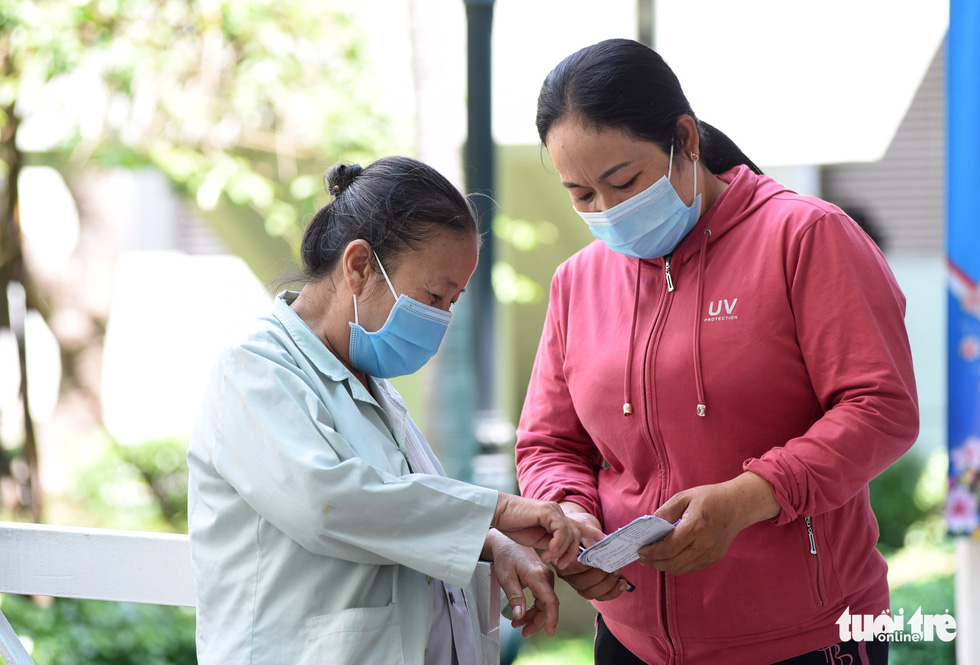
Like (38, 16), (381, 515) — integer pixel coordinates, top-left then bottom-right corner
(622, 259), (643, 416)
(693, 229), (711, 417)
(623, 234), (711, 419)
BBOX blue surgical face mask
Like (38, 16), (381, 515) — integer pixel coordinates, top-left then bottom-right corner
(576, 143), (702, 259)
(348, 254), (452, 378)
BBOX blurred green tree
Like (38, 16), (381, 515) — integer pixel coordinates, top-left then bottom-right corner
(0, 0), (394, 519)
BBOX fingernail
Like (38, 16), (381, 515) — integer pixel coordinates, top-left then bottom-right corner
(514, 605), (523, 619)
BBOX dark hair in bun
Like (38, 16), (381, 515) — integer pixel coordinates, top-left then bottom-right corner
(325, 163), (364, 197)
(301, 156), (479, 281)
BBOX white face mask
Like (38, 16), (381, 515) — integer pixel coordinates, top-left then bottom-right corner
(576, 143), (702, 259)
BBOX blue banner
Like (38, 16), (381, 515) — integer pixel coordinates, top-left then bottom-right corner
(947, 0), (980, 536)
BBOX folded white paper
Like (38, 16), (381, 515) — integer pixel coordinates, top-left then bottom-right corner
(577, 515), (675, 573)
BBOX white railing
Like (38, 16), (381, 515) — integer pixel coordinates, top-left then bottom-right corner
(0, 521), (499, 665)
(0, 522), (195, 665)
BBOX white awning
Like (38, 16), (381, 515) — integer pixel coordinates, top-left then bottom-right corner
(490, 0), (948, 166)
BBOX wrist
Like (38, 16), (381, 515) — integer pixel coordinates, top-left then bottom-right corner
(731, 471), (780, 528)
(491, 491), (507, 529)
(558, 500), (593, 516)
(482, 528), (504, 561)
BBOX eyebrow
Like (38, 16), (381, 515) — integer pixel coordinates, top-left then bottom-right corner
(561, 161), (633, 189)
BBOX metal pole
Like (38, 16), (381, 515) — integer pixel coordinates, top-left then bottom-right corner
(637, 0), (655, 48)
(948, 1), (980, 661)
(463, 0), (496, 415)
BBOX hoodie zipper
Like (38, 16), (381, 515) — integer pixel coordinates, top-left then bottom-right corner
(804, 516), (825, 606)
(659, 571), (675, 663)
(647, 258), (676, 659)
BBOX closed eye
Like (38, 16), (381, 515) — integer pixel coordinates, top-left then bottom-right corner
(613, 174), (639, 190)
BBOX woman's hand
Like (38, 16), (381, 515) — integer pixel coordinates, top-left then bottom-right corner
(491, 493), (605, 570)
(484, 530), (561, 637)
(551, 505), (628, 601)
(637, 472), (780, 575)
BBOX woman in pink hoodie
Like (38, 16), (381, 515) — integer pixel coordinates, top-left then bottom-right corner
(515, 39), (918, 665)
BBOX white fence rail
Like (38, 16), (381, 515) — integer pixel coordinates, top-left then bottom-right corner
(0, 522), (196, 665)
(0, 521), (498, 665)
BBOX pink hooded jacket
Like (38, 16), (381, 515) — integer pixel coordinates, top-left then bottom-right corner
(515, 165), (919, 664)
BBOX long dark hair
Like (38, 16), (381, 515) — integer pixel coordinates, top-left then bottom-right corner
(300, 156), (479, 282)
(536, 38), (762, 175)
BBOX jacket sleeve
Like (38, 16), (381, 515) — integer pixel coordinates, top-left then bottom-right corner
(515, 266), (605, 518)
(743, 212), (919, 525)
(203, 343), (497, 588)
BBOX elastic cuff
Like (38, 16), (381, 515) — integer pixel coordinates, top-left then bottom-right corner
(555, 490), (601, 520)
(743, 459), (796, 526)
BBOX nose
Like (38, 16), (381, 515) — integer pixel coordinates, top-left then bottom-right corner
(590, 192), (626, 214)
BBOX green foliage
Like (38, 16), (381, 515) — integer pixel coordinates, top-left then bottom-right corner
(2, 0), (394, 248)
(1, 0), (398, 510)
(871, 449), (946, 554)
(0, 594), (196, 665)
(889, 573), (956, 665)
(61, 435), (188, 533)
(493, 215), (559, 253)
(119, 438), (190, 532)
(492, 262), (544, 305)
(870, 448), (956, 665)
(512, 636), (593, 665)
(491, 215), (560, 304)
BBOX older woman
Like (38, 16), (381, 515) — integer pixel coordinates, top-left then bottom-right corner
(188, 156), (602, 665)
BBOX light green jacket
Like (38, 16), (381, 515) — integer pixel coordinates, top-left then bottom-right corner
(188, 293), (500, 664)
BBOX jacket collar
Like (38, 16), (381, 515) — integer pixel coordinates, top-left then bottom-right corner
(272, 291), (408, 435)
(273, 291), (352, 380)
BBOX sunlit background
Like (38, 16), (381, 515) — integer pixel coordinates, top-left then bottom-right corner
(0, 1), (962, 663)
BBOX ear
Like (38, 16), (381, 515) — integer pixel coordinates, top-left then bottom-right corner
(675, 115), (701, 160)
(341, 240), (374, 297)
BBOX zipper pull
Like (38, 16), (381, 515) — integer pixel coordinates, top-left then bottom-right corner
(805, 516), (817, 554)
(664, 256), (675, 293)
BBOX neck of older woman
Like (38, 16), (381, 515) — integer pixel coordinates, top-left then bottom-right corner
(291, 281), (371, 390)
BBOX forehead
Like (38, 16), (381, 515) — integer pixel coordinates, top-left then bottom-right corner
(394, 228), (478, 284)
(546, 117), (660, 178)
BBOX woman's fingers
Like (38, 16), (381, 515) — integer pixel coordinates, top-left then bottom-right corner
(555, 565), (626, 601)
(578, 520), (608, 548)
(498, 576), (527, 621)
(491, 537), (560, 637)
(512, 604), (549, 637)
(538, 502), (576, 564)
(493, 494), (608, 567)
(522, 565), (559, 636)
(541, 502), (608, 567)
(637, 480), (756, 574)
